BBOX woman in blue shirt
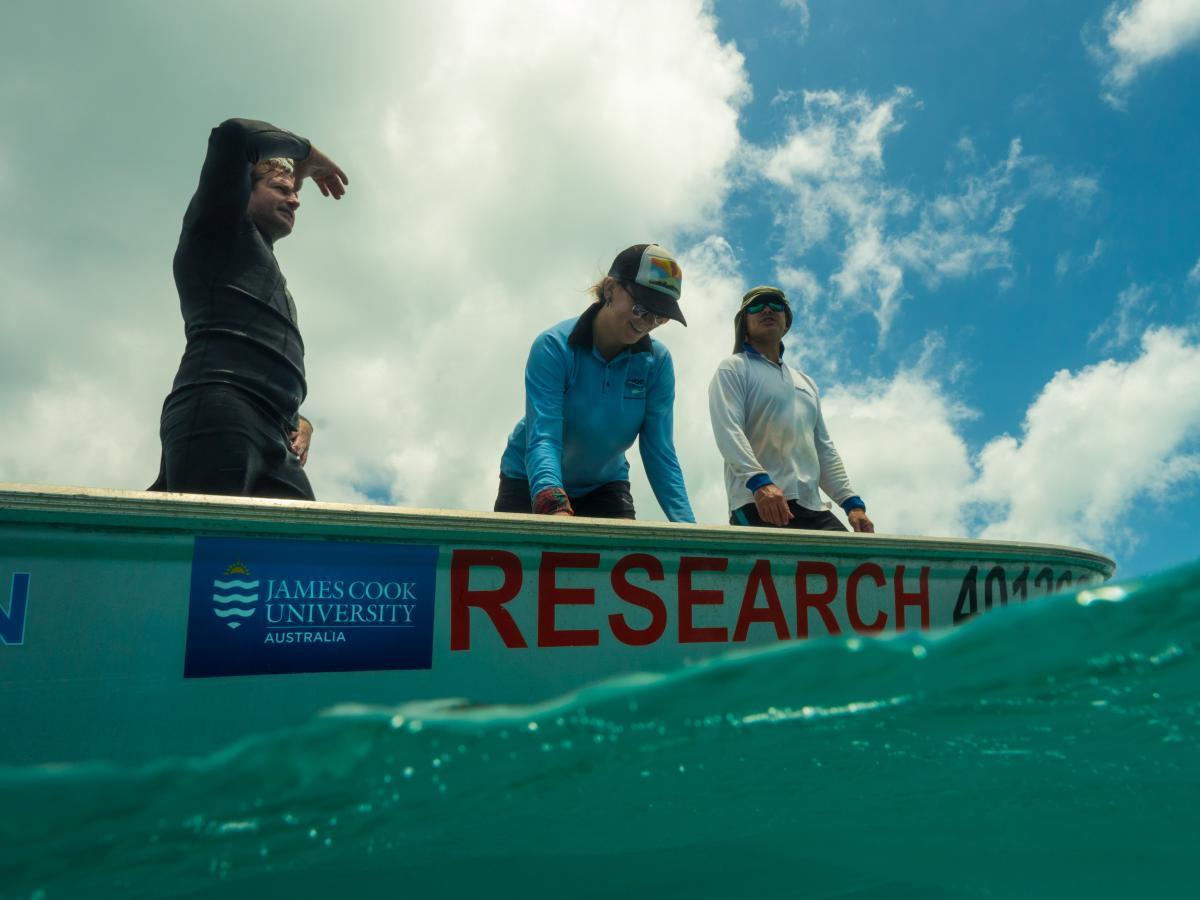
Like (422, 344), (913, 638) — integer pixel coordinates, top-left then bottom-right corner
(495, 244), (696, 522)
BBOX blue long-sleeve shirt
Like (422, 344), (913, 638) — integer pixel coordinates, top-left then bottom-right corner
(499, 307), (695, 523)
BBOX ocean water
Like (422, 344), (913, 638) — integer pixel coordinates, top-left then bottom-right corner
(2, 560), (1197, 900)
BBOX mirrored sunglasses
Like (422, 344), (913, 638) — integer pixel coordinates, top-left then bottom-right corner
(745, 298), (787, 314)
(631, 302), (669, 326)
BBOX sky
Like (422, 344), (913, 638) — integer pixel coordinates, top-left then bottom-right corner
(1, 0), (1198, 578)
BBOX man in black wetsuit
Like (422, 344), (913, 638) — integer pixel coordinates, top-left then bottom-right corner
(149, 118), (348, 500)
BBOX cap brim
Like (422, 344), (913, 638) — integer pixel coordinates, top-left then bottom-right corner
(741, 287), (787, 307)
(628, 282), (687, 326)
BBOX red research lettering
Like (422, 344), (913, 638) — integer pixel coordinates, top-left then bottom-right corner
(449, 549), (527, 651)
(894, 565), (931, 632)
(795, 560), (841, 638)
(538, 552), (600, 647)
(847, 563), (887, 635)
(678, 556), (729, 643)
(733, 559), (789, 642)
(609, 554), (667, 646)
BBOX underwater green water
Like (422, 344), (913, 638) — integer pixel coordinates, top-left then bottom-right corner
(2, 560), (1197, 899)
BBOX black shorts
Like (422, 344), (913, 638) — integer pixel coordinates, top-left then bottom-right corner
(149, 386), (314, 501)
(494, 474), (635, 519)
(730, 500), (847, 531)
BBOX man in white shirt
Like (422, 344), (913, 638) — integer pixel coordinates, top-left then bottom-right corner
(708, 286), (875, 533)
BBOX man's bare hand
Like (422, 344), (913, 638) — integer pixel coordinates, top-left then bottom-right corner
(753, 483), (793, 526)
(848, 509), (875, 533)
(293, 146), (349, 199)
(289, 417), (314, 467)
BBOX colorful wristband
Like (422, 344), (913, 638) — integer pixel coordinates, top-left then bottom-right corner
(533, 486), (573, 516)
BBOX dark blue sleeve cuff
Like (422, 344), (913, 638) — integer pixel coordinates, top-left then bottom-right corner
(746, 473), (773, 493)
(840, 495), (866, 514)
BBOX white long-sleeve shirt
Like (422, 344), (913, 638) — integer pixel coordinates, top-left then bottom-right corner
(708, 349), (858, 514)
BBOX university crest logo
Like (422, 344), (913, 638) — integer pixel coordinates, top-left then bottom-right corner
(211, 560), (259, 630)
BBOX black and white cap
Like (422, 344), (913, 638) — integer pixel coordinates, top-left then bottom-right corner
(608, 243), (686, 326)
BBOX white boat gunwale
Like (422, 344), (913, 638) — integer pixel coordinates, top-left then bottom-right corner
(0, 483), (1115, 574)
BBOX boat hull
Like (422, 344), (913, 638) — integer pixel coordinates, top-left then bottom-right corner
(0, 485), (1114, 766)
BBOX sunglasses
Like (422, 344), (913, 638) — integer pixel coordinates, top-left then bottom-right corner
(745, 298), (788, 314)
(618, 283), (670, 325)
(631, 302), (669, 326)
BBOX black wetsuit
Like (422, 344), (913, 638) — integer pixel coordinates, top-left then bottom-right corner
(149, 119), (315, 500)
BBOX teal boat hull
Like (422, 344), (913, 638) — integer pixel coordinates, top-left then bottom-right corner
(0, 484), (1114, 766)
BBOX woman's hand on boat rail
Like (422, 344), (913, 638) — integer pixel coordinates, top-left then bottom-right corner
(847, 508), (875, 533)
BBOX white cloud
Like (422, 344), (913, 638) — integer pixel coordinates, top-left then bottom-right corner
(794, 327), (1200, 558)
(1090, 0), (1200, 106)
(0, 375), (159, 491)
(952, 136), (977, 163)
(0, 252), (176, 492)
(822, 372), (976, 537)
(780, 1), (810, 21)
(975, 327), (1200, 550)
(1145, 453), (1200, 501)
(1055, 252), (1072, 279)
(749, 94), (1094, 340)
(775, 265), (822, 308)
(1055, 239), (1105, 280)
(0, 0), (751, 518)
(777, 0), (811, 40)
(371, 1), (746, 271)
(1189, 255), (1200, 283)
(292, 0), (750, 511)
(750, 88), (917, 336)
(1089, 282), (1155, 350)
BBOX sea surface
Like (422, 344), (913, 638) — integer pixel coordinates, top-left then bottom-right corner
(2, 560), (1198, 899)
